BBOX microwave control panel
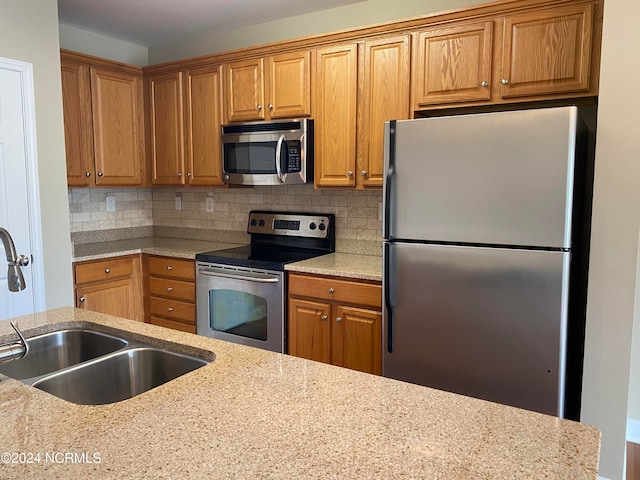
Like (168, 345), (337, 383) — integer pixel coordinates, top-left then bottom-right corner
(285, 140), (302, 173)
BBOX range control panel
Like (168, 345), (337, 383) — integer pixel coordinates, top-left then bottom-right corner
(247, 211), (332, 239)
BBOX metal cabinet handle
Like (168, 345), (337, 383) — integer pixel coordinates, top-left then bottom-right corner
(361, 170), (367, 177)
(328, 288), (334, 293)
(79, 296), (86, 303)
(187, 172), (192, 177)
(167, 266), (173, 271)
(85, 172), (91, 177)
(98, 172), (104, 177)
(105, 268), (110, 274)
(177, 172), (182, 177)
(168, 307), (174, 312)
(347, 171), (353, 177)
(501, 79), (509, 85)
(481, 81), (489, 87)
(257, 104), (262, 111)
(268, 103), (273, 110)
(167, 287), (173, 292)
(321, 315), (328, 321)
(336, 317), (342, 323)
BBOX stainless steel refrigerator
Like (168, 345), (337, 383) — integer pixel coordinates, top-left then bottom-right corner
(382, 106), (591, 419)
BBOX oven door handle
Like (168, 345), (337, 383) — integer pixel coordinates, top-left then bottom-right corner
(198, 267), (280, 283)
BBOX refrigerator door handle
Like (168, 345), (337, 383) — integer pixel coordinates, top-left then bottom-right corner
(383, 121), (396, 240)
(383, 242), (394, 353)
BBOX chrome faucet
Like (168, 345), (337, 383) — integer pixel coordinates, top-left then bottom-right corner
(0, 227), (29, 292)
(0, 322), (28, 364)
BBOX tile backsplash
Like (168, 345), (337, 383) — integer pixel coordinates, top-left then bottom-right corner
(69, 185), (383, 242)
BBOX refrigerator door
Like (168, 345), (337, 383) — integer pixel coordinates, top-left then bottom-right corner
(383, 107), (578, 249)
(383, 241), (570, 416)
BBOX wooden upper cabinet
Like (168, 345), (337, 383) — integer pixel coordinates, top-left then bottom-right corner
(223, 51), (311, 123)
(223, 58), (265, 122)
(61, 60), (94, 186)
(500, 3), (594, 98)
(412, 21), (493, 108)
(358, 35), (411, 188)
(265, 51), (311, 119)
(148, 72), (185, 185)
(90, 68), (144, 186)
(184, 66), (225, 186)
(313, 43), (358, 187)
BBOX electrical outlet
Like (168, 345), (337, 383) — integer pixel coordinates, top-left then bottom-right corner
(175, 193), (182, 211)
(106, 195), (116, 212)
(205, 196), (214, 213)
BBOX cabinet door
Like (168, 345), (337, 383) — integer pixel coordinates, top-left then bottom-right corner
(184, 66), (225, 185)
(76, 279), (135, 319)
(358, 35), (410, 188)
(288, 297), (331, 363)
(90, 68), (144, 185)
(501, 4), (594, 98)
(224, 58), (265, 122)
(265, 51), (311, 119)
(412, 21), (493, 107)
(332, 305), (382, 375)
(149, 72), (185, 185)
(61, 60), (94, 186)
(314, 44), (358, 187)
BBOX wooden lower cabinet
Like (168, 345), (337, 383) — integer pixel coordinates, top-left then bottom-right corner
(288, 273), (382, 375)
(146, 255), (196, 333)
(74, 255), (143, 321)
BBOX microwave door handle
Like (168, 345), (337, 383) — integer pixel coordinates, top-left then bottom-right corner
(198, 267), (280, 283)
(275, 135), (285, 183)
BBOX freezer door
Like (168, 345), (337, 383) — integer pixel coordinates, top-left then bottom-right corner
(383, 107), (579, 248)
(383, 242), (569, 417)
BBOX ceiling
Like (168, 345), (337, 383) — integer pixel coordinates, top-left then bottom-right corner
(57, 0), (365, 47)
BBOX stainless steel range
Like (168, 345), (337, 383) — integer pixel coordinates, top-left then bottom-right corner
(196, 211), (335, 353)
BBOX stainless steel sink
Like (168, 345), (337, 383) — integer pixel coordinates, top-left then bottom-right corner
(0, 329), (127, 380)
(33, 347), (208, 405)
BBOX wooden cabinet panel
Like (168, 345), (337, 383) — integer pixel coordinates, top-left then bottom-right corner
(358, 35), (411, 188)
(412, 21), (493, 107)
(149, 316), (196, 334)
(332, 306), (382, 375)
(313, 44), (358, 187)
(90, 68), (143, 185)
(149, 72), (185, 185)
(288, 273), (382, 375)
(185, 66), (224, 185)
(149, 296), (195, 323)
(224, 58), (265, 122)
(501, 4), (594, 98)
(75, 257), (133, 285)
(288, 298), (331, 363)
(149, 276), (195, 302)
(148, 256), (195, 281)
(77, 279), (135, 319)
(61, 60), (93, 186)
(266, 51), (311, 119)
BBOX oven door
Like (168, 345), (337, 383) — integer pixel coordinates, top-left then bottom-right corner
(196, 262), (285, 353)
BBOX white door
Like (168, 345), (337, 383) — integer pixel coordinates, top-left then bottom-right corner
(0, 57), (44, 321)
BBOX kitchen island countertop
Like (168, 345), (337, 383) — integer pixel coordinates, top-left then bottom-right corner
(0, 307), (600, 479)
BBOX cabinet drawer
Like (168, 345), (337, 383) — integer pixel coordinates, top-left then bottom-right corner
(149, 277), (195, 302)
(288, 273), (381, 308)
(148, 256), (195, 281)
(149, 316), (196, 334)
(75, 257), (133, 285)
(150, 296), (196, 322)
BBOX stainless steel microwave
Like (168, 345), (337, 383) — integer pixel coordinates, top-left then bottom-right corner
(221, 119), (313, 186)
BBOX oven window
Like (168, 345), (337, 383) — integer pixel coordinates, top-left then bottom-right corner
(224, 142), (276, 174)
(209, 289), (268, 341)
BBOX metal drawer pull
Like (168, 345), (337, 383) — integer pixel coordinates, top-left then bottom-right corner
(105, 268), (110, 274)
(167, 266), (173, 271)
(336, 317), (342, 323)
(167, 287), (173, 292)
(328, 288), (334, 293)
(168, 307), (174, 312)
(198, 267), (279, 283)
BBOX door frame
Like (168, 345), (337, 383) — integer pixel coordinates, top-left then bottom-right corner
(0, 56), (45, 313)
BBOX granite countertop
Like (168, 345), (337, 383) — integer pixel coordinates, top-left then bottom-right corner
(0, 308), (600, 479)
(285, 252), (382, 281)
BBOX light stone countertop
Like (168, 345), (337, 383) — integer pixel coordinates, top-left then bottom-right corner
(0, 308), (600, 479)
(285, 252), (382, 281)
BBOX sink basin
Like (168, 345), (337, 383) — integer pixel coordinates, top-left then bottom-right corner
(0, 329), (127, 380)
(32, 347), (208, 405)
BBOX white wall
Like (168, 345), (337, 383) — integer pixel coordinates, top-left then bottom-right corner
(581, 0), (640, 477)
(0, 0), (73, 310)
(148, 0), (479, 64)
(59, 24), (148, 67)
